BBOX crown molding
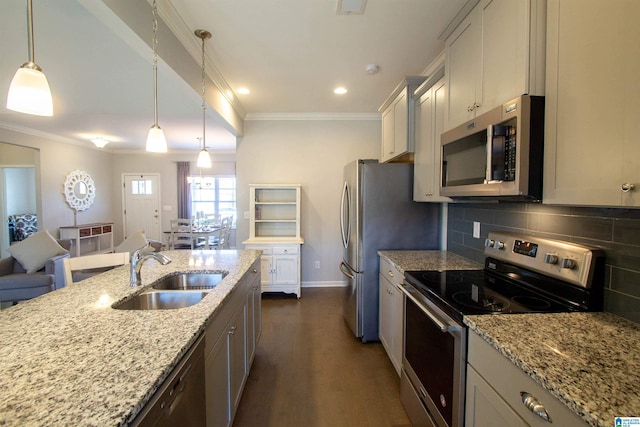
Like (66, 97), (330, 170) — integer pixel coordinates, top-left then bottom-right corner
(244, 112), (381, 121)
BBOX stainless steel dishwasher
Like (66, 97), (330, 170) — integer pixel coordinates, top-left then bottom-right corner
(132, 334), (206, 427)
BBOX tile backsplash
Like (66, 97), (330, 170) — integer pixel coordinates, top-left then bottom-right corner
(447, 202), (640, 323)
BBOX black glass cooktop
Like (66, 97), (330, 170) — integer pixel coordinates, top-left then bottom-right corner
(403, 268), (576, 322)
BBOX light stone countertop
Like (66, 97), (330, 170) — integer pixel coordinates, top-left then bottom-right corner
(379, 250), (640, 426)
(465, 313), (640, 427)
(378, 250), (484, 273)
(0, 249), (261, 427)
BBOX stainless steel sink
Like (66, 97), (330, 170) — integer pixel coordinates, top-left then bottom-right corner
(152, 272), (228, 291)
(113, 290), (208, 310)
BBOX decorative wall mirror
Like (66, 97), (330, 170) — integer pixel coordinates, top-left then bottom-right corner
(64, 170), (95, 212)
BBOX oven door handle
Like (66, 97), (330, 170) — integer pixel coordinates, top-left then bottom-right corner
(399, 284), (462, 333)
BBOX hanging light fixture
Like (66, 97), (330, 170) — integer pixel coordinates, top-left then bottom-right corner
(195, 29), (212, 168)
(6, 0), (53, 117)
(146, 0), (167, 153)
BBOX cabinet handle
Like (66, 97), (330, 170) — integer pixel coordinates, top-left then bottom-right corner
(388, 270), (394, 277)
(520, 392), (552, 423)
(228, 326), (237, 335)
(621, 183), (635, 192)
(252, 268), (258, 273)
(424, 193), (433, 197)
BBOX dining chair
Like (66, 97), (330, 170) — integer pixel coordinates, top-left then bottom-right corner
(170, 218), (204, 250)
(63, 252), (130, 286)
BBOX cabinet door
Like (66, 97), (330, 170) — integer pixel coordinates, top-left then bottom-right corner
(390, 282), (404, 376)
(229, 303), (247, 414)
(414, 78), (450, 202)
(378, 274), (393, 357)
(272, 254), (298, 285)
(544, 0), (640, 206)
(246, 266), (261, 366)
(381, 106), (395, 162)
(445, 10), (480, 130)
(466, 365), (528, 427)
(393, 91), (409, 156)
(205, 334), (231, 427)
(259, 255), (273, 286)
(478, 0), (529, 115)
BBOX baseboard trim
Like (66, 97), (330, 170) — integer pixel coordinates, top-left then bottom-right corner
(301, 281), (346, 288)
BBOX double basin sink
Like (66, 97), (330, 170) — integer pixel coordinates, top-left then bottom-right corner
(113, 272), (227, 310)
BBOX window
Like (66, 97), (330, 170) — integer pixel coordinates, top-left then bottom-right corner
(189, 176), (236, 226)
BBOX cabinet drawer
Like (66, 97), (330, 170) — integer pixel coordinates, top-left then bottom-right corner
(245, 245), (273, 255)
(273, 246), (298, 255)
(380, 257), (403, 286)
(467, 331), (587, 426)
(91, 227), (102, 235)
(79, 228), (91, 237)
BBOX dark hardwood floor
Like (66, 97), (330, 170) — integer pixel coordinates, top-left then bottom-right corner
(233, 287), (411, 427)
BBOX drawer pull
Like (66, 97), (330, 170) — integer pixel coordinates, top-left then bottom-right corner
(388, 270), (394, 277)
(521, 392), (552, 423)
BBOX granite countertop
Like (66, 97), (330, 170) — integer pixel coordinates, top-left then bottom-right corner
(465, 313), (640, 427)
(378, 250), (483, 273)
(0, 249), (261, 427)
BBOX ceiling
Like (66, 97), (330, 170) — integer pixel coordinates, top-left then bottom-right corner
(0, 0), (468, 154)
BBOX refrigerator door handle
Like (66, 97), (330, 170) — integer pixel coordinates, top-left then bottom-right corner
(340, 181), (351, 249)
(339, 261), (355, 280)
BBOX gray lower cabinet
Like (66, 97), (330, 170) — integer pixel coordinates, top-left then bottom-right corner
(205, 261), (261, 427)
(466, 331), (586, 426)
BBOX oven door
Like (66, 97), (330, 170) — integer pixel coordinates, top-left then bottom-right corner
(400, 282), (467, 427)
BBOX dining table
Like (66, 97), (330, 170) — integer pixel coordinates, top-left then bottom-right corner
(163, 226), (221, 250)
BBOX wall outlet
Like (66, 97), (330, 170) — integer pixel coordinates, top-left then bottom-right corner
(243, 211), (250, 219)
(473, 221), (481, 239)
(314, 261), (320, 269)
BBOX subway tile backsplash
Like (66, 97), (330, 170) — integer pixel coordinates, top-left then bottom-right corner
(446, 202), (640, 323)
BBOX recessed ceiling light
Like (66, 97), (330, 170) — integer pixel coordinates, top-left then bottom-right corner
(334, 87), (348, 95)
(237, 88), (250, 95)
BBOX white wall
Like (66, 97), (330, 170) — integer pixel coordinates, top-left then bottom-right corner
(0, 128), (114, 237)
(236, 119), (380, 286)
(110, 152), (236, 243)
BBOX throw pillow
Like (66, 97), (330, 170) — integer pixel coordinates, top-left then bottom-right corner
(8, 230), (68, 273)
(115, 229), (149, 255)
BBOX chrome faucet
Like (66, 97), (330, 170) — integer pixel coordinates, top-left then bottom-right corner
(130, 245), (172, 287)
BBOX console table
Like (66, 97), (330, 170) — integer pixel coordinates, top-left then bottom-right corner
(59, 223), (114, 257)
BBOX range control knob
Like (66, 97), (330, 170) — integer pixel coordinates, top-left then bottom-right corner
(561, 258), (577, 269)
(484, 239), (495, 248)
(544, 253), (559, 265)
(494, 241), (506, 250)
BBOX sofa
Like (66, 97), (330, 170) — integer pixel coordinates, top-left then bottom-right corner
(0, 234), (70, 306)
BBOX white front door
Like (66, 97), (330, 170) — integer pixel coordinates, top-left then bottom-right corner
(122, 174), (161, 241)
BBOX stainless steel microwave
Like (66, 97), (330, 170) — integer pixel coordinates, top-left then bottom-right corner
(440, 95), (544, 200)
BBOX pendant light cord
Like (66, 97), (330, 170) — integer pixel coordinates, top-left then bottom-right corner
(26, 0), (35, 65)
(152, 0), (159, 126)
(200, 33), (206, 149)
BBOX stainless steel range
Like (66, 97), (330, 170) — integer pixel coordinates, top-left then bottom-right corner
(398, 231), (605, 427)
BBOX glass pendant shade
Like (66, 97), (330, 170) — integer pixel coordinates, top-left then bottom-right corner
(7, 64), (53, 116)
(146, 125), (167, 153)
(197, 148), (211, 168)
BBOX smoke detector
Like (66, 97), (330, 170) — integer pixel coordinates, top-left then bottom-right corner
(365, 64), (379, 75)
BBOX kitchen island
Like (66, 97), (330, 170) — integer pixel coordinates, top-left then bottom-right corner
(0, 249), (261, 426)
(465, 312), (640, 427)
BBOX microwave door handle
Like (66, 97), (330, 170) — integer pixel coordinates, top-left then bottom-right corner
(485, 124), (493, 183)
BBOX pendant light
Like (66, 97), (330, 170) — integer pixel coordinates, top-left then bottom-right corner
(6, 0), (53, 117)
(195, 29), (212, 168)
(146, 0), (167, 153)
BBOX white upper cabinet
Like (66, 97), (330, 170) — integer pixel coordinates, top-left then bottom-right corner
(444, 0), (546, 131)
(413, 76), (451, 202)
(378, 76), (427, 163)
(543, 0), (640, 207)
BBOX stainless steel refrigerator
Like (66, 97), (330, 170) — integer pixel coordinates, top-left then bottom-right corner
(339, 159), (440, 342)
